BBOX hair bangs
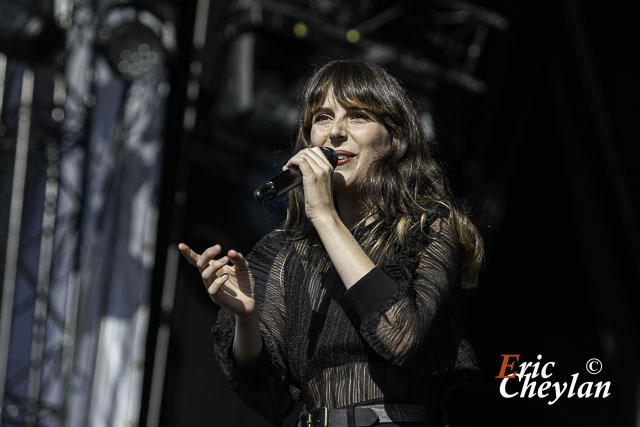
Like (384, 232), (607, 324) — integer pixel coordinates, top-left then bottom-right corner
(302, 63), (390, 129)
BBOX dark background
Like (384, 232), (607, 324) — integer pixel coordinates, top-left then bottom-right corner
(144, 1), (639, 427)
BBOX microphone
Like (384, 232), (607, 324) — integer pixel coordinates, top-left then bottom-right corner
(254, 147), (338, 201)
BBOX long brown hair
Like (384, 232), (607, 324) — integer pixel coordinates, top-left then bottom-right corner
(283, 59), (483, 288)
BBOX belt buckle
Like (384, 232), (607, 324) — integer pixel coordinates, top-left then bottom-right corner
(305, 407), (328, 427)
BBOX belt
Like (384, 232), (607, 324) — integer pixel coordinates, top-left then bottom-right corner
(297, 403), (442, 427)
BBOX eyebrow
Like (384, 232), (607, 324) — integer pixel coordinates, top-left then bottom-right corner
(312, 106), (370, 116)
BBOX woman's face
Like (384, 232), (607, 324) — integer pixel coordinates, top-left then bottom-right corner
(310, 91), (389, 193)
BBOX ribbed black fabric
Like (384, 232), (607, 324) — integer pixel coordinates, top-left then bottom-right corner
(212, 204), (478, 426)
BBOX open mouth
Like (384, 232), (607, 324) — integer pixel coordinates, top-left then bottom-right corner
(335, 151), (355, 166)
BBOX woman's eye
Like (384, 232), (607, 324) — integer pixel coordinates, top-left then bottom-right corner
(351, 112), (370, 120)
(313, 114), (332, 123)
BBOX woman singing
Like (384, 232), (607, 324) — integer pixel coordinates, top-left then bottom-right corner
(179, 59), (483, 426)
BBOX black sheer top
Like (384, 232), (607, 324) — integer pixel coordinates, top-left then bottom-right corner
(212, 205), (478, 425)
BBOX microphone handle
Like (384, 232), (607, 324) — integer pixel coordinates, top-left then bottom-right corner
(253, 168), (300, 201)
(253, 147), (338, 201)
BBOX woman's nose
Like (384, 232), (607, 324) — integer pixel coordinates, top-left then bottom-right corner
(329, 120), (347, 141)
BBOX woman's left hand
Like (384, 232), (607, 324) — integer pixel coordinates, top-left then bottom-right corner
(284, 147), (336, 222)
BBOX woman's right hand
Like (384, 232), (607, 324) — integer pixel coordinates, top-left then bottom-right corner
(178, 243), (256, 318)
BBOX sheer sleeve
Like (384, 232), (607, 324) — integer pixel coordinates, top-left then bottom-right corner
(345, 212), (475, 375)
(212, 231), (299, 425)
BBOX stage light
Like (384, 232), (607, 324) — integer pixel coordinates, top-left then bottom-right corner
(293, 22), (308, 38)
(96, 3), (176, 82)
(346, 28), (360, 43)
